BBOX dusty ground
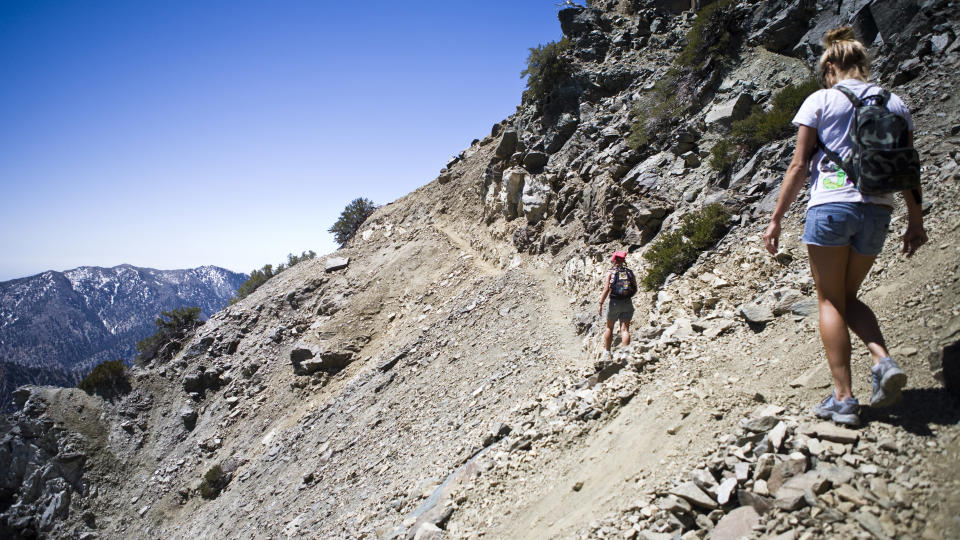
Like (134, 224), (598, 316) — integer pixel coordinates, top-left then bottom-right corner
(8, 5), (960, 538)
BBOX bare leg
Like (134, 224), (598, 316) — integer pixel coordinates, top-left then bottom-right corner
(603, 319), (614, 352)
(843, 252), (890, 364)
(808, 245), (855, 400)
(620, 319), (631, 347)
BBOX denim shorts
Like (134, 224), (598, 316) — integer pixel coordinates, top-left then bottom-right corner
(802, 202), (892, 256)
(607, 297), (634, 323)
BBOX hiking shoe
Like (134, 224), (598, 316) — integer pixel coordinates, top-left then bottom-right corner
(870, 357), (907, 408)
(814, 393), (860, 426)
(600, 350), (612, 361)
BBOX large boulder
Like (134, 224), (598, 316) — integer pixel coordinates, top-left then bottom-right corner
(705, 94), (754, 127)
(500, 167), (527, 220)
(521, 176), (552, 225)
(869, 0), (919, 43)
(652, 0), (694, 15)
(325, 257), (349, 273)
(290, 342), (354, 375)
(749, 0), (817, 54)
(544, 113), (579, 153)
(494, 130), (518, 160)
(558, 7), (606, 38)
(522, 152), (549, 173)
(290, 342), (322, 375)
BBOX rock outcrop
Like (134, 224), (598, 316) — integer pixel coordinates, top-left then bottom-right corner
(3, 0), (959, 538)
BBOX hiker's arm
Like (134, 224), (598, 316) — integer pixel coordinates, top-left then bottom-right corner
(764, 125), (817, 255)
(901, 131), (927, 257)
(598, 271), (610, 316)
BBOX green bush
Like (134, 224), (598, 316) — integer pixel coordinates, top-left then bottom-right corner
(231, 264), (276, 304)
(329, 197), (378, 247)
(135, 307), (203, 364)
(78, 360), (131, 399)
(629, 0), (741, 150)
(628, 69), (682, 150)
(709, 138), (738, 174)
(230, 250), (317, 305)
(710, 78), (820, 172)
(731, 78), (820, 150)
(642, 204), (730, 290)
(199, 465), (229, 499)
(676, 0), (739, 68)
(521, 38), (572, 103)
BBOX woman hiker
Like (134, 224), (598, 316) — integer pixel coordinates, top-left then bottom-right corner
(763, 27), (928, 426)
(598, 251), (637, 360)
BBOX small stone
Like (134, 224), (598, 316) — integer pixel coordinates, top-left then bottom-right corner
(754, 454), (775, 481)
(769, 421), (787, 451)
(657, 495), (692, 515)
(734, 462), (751, 482)
(788, 367), (822, 388)
(639, 532), (675, 540)
(869, 478), (890, 501)
(572, 481), (584, 492)
(801, 422), (859, 444)
(324, 257), (349, 273)
(710, 506), (760, 540)
(737, 490), (774, 515)
(695, 513), (714, 531)
(815, 464), (855, 486)
(768, 454), (807, 494)
(179, 406), (198, 430)
(753, 404), (785, 417)
(741, 303), (774, 324)
(834, 484), (868, 506)
(690, 469), (719, 499)
(878, 437), (898, 452)
(669, 482), (718, 510)
(775, 471), (825, 511)
(790, 299), (818, 317)
(754, 479), (770, 496)
(742, 416), (779, 433)
(854, 511), (892, 540)
(717, 477), (738, 505)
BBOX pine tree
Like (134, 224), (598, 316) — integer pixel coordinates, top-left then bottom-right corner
(135, 307), (203, 364)
(329, 198), (377, 246)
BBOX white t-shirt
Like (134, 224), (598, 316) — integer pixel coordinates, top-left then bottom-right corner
(792, 79), (914, 209)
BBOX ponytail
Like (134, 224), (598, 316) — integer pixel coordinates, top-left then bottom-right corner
(818, 26), (870, 86)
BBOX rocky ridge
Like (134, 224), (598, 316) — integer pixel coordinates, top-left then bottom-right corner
(2, 0), (960, 539)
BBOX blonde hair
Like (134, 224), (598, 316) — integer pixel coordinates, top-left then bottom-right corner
(818, 27), (870, 86)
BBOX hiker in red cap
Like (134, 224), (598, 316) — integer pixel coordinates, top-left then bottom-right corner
(598, 251), (638, 359)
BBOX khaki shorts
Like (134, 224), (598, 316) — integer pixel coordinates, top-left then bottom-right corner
(607, 297), (634, 323)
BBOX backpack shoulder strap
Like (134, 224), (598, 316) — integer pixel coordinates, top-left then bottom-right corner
(866, 88), (891, 107)
(817, 137), (847, 172)
(833, 85), (861, 107)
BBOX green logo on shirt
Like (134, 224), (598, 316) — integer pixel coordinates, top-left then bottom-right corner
(822, 169), (846, 190)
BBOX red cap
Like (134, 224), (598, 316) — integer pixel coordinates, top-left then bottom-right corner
(611, 251), (627, 262)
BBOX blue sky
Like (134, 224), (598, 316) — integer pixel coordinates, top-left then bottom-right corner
(0, 1), (564, 281)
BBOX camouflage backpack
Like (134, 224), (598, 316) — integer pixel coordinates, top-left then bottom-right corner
(818, 85), (921, 196)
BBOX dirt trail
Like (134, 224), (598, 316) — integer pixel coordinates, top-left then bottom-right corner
(453, 185), (960, 538)
(434, 221), (501, 277)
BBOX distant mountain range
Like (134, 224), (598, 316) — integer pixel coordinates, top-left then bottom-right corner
(0, 264), (247, 409)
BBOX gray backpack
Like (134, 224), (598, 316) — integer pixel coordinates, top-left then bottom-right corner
(818, 85), (921, 196)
